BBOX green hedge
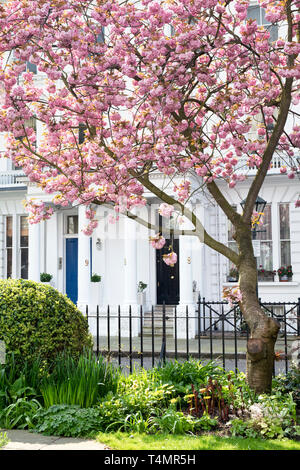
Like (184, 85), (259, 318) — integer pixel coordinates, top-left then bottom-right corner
(0, 279), (93, 366)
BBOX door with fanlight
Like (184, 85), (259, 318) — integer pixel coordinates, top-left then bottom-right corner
(65, 215), (78, 305)
(156, 216), (180, 305)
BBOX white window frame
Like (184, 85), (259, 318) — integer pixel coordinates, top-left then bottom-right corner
(226, 202), (292, 282)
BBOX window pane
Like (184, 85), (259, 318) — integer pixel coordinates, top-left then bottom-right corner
(281, 241), (291, 267)
(228, 220), (235, 242)
(67, 215), (78, 234)
(78, 124), (86, 144)
(6, 248), (12, 278)
(256, 204), (272, 241)
(261, 8), (271, 25)
(6, 216), (12, 248)
(279, 204), (290, 239)
(26, 61), (37, 74)
(96, 27), (105, 43)
(257, 241), (273, 270)
(20, 216), (29, 248)
(266, 24), (278, 41)
(20, 248), (28, 279)
(228, 205), (237, 241)
(247, 5), (260, 23)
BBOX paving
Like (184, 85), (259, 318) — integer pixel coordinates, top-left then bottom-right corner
(0, 429), (107, 451)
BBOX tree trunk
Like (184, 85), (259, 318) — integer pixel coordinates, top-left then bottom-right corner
(237, 228), (280, 394)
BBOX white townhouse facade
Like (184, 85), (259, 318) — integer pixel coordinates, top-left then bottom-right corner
(0, 2), (300, 337)
(0, 154), (299, 321)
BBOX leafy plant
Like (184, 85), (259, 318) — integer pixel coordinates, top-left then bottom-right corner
(154, 359), (223, 395)
(149, 406), (196, 434)
(230, 418), (259, 439)
(119, 411), (150, 433)
(0, 279), (93, 367)
(137, 281), (147, 293)
(98, 382), (176, 433)
(0, 398), (42, 430)
(40, 272), (53, 282)
(228, 265), (239, 279)
(91, 273), (101, 282)
(194, 412), (218, 431)
(41, 351), (120, 408)
(229, 390), (299, 440)
(0, 354), (45, 410)
(33, 405), (103, 437)
(277, 265), (293, 278)
(273, 366), (300, 409)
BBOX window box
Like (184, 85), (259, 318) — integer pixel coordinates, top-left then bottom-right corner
(257, 269), (275, 282)
(279, 275), (292, 282)
(258, 273), (275, 282)
(227, 276), (238, 283)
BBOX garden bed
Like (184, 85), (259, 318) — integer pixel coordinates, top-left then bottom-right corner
(0, 352), (299, 445)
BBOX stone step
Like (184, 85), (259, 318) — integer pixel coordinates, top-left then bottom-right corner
(140, 326), (174, 338)
(143, 312), (174, 318)
(143, 323), (173, 330)
(149, 306), (176, 311)
(141, 307), (175, 336)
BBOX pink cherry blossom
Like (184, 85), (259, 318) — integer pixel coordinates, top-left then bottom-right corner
(0, 0), (298, 252)
(158, 203), (174, 218)
(149, 233), (166, 250)
(24, 199), (54, 224)
(223, 287), (243, 307)
(163, 252), (178, 267)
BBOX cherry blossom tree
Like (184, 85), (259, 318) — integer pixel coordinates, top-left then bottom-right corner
(0, 0), (300, 393)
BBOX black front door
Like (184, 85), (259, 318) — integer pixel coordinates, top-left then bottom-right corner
(156, 236), (180, 305)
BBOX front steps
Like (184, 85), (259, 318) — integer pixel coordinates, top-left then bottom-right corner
(141, 305), (175, 337)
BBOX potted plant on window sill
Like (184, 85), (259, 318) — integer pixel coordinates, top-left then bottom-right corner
(277, 265), (293, 282)
(137, 281), (147, 305)
(227, 266), (239, 282)
(40, 273), (53, 286)
(257, 266), (275, 282)
(91, 273), (101, 306)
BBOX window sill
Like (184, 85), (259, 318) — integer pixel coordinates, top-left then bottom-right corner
(223, 281), (299, 287)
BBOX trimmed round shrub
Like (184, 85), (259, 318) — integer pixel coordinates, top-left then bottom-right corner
(0, 279), (93, 366)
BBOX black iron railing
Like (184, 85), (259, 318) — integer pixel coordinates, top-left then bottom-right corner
(84, 298), (300, 375)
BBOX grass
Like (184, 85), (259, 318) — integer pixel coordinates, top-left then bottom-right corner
(0, 432), (8, 449)
(96, 432), (300, 451)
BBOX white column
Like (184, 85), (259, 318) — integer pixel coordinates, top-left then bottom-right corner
(272, 202), (280, 281)
(177, 235), (196, 338)
(197, 203), (206, 298)
(77, 206), (90, 309)
(123, 215), (138, 306)
(28, 222), (40, 282)
(121, 214), (140, 337)
(179, 235), (194, 305)
(0, 215), (4, 278)
(12, 214), (18, 279)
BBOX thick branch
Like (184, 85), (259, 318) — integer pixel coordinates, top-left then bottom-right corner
(206, 180), (242, 225)
(133, 173), (239, 264)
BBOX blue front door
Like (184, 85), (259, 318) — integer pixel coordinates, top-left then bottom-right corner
(66, 238), (78, 305)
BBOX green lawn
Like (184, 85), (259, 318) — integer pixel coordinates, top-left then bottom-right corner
(97, 432), (300, 451)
